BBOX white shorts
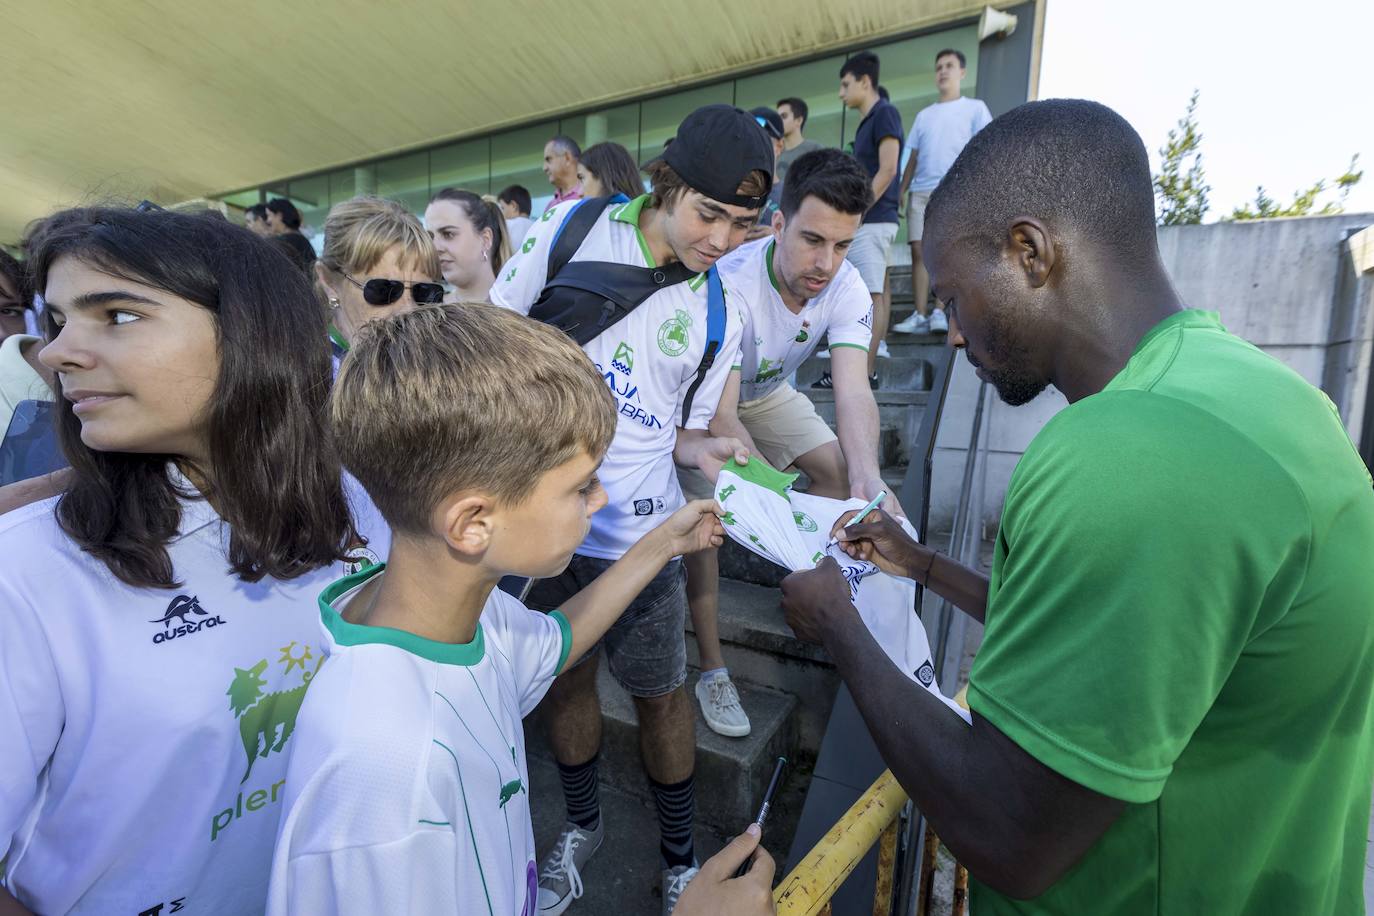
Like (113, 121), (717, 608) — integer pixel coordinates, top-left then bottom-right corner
(845, 221), (899, 295)
(678, 384), (837, 500)
(907, 191), (931, 241)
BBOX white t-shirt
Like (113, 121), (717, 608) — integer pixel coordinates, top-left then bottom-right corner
(0, 474), (389, 915)
(505, 215), (534, 248)
(267, 565), (571, 916)
(719, 237), (873, 403)
(0, 334), (50, 436)
(904, 96), (993, 193)
(491, 195), (745, 559)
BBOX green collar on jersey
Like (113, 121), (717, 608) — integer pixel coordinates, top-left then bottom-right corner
(318, 562), (486, 666)
(609, 194), (707, 290)
(328, 325), (350, 352)
(765, 240), (780, 293)
(721, 455), (799, 499)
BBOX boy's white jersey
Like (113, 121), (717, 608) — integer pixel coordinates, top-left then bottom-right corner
(0, 474), (388, 915)
(491, 195), (744, 559)
(267, 565), (573, 916)
(718, 236), (873, 403)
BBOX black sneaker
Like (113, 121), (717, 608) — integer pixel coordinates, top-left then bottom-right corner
(811, 372), (834, 389)
(869, 373), (880, 390)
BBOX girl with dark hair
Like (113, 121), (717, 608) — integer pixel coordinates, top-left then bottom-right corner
(0, 206), (389, 915)
(577, 141), (646, 201)
(0, 248), (52, 435)
(423, 188), (510, 303)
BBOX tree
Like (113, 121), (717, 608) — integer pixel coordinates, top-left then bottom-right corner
(1154, 90), (1210, 226)
(1228, 155), (1364, 220)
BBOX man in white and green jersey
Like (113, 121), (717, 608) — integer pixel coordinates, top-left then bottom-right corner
(492, 105), (774, 915)
(681, 148), (899, 738)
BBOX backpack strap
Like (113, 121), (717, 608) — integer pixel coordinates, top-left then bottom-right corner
(545, 193), (629, 280)
(680, 266), (727, 424)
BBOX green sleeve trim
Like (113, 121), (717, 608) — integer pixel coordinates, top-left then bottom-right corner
(550, 610), (573, 675)
(966, 681), (1170, 804)
(720, 456), (798, 500)
(828, 342), (870, 352)
(731, 363), (742, 370)
(327, 325), (350, 352)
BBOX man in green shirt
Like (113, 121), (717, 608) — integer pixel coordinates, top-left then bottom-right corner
(779, 99), (1374, 913)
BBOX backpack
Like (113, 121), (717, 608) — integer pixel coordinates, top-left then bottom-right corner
(528, 195), (727, 423)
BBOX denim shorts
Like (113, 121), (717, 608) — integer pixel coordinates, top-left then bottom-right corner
(525, 554), (688, 698)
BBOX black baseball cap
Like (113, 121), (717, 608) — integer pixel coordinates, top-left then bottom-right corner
(657, 104), (775, 210)
(749, 106), (785, 141)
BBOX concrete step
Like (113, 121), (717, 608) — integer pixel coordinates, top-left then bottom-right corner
(807, 389), (930, 467)
(525, 662), (799, 832)
(686, 577), (839, 751)
(794, 355), (933, 392)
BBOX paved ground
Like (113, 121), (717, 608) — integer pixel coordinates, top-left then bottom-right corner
(528, 754), (803, 915)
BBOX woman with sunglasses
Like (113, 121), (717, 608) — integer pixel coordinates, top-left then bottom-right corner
(315, 196), (445, 362)
(0, 205), (389, 915)
(423, 188), (510, 305)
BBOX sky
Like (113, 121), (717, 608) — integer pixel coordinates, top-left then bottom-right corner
(1036, 0), (1374, 219)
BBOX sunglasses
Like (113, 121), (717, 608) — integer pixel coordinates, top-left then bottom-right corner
(344, 273), (445, 306)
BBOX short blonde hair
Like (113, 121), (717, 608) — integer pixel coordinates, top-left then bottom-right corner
(319, 195), (440, 279)
(332, 304), (617, 533)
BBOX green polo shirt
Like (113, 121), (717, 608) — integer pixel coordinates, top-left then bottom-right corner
(968, 310), (1374, 914)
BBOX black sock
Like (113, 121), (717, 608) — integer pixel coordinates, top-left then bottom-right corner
(557, 756), (601, 833)
(650, 774), (696, 868)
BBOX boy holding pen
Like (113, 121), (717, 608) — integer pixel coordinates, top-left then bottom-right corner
(266, 305), (769, 915)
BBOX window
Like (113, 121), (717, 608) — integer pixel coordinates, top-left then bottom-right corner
(376, 151), (430, 215)
(560, 103), (640, 163)
(286, 174), (329, 238)
(431, 138), (490, 197)
(491, 120), (559, 215)
(639, 82), (733, 158)
(734, 55), (847, 151)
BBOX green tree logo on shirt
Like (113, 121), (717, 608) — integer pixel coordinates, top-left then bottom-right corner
(657, 310), (692, 357)
(754, 358), (784, 384)
(227, 644), (323, 783)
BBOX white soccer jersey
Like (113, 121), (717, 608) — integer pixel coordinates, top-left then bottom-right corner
(0, 473), (388, 915)
(266, 565), (572, 916)
(718, 237), (873, 403)
(491, 195), (745, 559)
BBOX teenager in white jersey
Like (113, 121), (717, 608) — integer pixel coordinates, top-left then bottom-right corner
(0, 207), (388, 915)
(315, 195), (446, 367)
(267, 305), (771, 915)
(893, 48), (992, 335)
(491, 105), (771, 914)
(681, 148), (902, 736)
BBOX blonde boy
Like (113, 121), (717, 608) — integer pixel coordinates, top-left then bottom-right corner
(266, 304), (724, 916)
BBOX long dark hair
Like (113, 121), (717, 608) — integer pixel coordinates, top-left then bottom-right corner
(581, 142), (645, 201)
(429, 189), (511, 274)
(30, 206), (359, 589)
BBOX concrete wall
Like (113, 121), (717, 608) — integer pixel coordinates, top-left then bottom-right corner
(924, 212), (1374, 538)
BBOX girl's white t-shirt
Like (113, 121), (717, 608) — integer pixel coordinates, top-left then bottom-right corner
(267, 566), (572, 916)
(0, 477), (389, 915)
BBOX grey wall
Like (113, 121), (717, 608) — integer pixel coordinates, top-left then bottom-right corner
(917, 212), (1374, 538)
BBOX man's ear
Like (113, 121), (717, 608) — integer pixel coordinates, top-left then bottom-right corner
(1008, 217), (1056, 289)
(436, 494), (495, 555)
(771, 210), (786, 236)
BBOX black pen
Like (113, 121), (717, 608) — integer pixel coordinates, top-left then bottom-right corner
(734, 756), (787, 877)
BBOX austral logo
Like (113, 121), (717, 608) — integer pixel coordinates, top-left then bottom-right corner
(149, 594), (226, 645)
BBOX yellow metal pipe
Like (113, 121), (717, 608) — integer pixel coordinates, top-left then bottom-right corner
(774, 770), (908, 916)
(872, 811), (900, 916)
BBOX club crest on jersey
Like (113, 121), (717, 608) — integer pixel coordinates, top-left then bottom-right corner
(343, 545), (382, 576)
(611, 341), (635, 374)
(915, 660), (936, 686)
(149, 594), (227, 645)
(793, 511), (818, 533)
(657, 309), (692, 357)
(633, 497), (668, 516)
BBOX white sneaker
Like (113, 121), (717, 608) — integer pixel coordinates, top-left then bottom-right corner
(891, 313), (928, 334)
(662, 864), (701, 916)
(538, 820), (604, 915)
(877, 340), (892, 359)
(695, 673), (751, 737)
(927, 309), (948, 333)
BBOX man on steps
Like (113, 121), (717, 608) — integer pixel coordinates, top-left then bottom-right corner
(892, 48), (991, 336)
(492, 104), (772, 916)
(681, 148), (901, 738)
